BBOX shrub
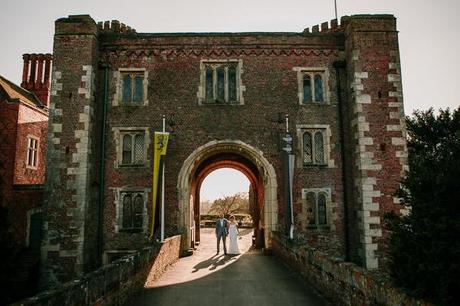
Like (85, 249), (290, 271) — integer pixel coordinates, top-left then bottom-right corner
(386, 107), (460, 305)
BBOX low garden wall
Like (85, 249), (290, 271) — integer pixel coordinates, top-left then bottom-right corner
(12, 235), (181, 306)
(272, 233), (431, 306)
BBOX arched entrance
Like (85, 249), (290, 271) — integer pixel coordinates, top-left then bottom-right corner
(177, 140), (278, 252)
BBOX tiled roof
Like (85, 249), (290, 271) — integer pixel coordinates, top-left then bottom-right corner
(0, 75), (45, 109)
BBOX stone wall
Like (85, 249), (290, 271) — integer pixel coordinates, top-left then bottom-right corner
(42, 14), (101, 282)
(12, 235), (181, 306)
(344, 15), (408, 270)
(272, 234), (431, 306)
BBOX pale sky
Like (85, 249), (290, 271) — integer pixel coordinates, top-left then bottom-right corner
(200, 169), (250, 202)
(2, 0), (459, 113)
(1, 0), (458, 199)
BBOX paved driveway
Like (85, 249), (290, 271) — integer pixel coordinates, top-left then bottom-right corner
(125, 228), (330, 306)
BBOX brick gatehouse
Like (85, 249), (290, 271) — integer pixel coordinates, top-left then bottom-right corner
(41, 14), (407, 284)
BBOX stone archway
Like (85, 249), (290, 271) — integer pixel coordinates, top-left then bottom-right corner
(177, 140), (278, 252)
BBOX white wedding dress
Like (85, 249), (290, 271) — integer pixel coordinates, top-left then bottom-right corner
(228, 223), (240, 254)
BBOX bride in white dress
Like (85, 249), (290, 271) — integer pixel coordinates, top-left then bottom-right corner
(227, 215), (240, 255)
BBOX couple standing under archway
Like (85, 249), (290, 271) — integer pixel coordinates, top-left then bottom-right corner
(215, 213), (240, 255)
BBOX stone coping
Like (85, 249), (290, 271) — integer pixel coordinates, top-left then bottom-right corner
(12, 235), (181, 306)
(272, 233), (431, 306)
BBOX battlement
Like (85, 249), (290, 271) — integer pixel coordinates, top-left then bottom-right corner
(56, 14), (394, 37)
(302, 15), (395, 34)
(303, 18), (342, 34)
(98, 20), (136, 34)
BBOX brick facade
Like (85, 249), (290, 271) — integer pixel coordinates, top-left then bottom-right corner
(0, 62), (50, 302)
(0, 71), (49, 246)
(42, 14), (407, 284)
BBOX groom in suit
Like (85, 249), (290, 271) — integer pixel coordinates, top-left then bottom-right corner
(215, 213), (228, 254)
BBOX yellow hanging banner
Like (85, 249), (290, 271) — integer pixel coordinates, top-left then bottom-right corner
(150, 132), (169, 239)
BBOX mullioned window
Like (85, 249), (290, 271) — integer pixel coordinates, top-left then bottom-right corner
(26, 135), (39, 169)
(113, 68), (148, 106)
(198, 60), (245, 105)
(293, 67), (329, 105)
(302, 188), (331, 229)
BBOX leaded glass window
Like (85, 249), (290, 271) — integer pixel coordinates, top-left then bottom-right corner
(314, 132), (325, 164)
(303, 132), (312, 164)
(121, 72), (144, 103)
(120, 131), (145, 165)
(122, 75), (132, 103)
(306, 192), (316, 225)
(121, 192), (144, 231)
(300, 70), (326, 104)
(314, 74), (324, 102)
(122, 194), (132, 228)
(133, 75), (144, 102)
(134, 134), (144, 164)
(228, 66), (237, 101)
(302, 129), (326, 166)
(122, 135), (132, 164)
(303, 74), (312, 103)
(303, 189), (330, 229)
(216, 67), (225, 101)
(205, 67), (213, 100)
(133, 195), (144, 228)
(318, 193), (327, 225)
(203, 62), (239, 103)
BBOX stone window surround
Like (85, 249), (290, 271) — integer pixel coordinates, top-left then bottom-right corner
(301, 187), (332, 230)
(197, 59), (245, 105)
(112, 127), (150, 168)
(113, 68), (149, 106)
(26, 134), (39, 169)
(293, 67), (330, 105)
(112, 186), (151, 234)
(296, 124), (334, 168)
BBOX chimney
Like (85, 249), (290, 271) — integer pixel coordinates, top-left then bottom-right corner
(21, 53), (53, 106)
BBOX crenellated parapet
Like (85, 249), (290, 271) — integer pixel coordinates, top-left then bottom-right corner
(98, 20), (136, 34)
(303, 17), (347, 34)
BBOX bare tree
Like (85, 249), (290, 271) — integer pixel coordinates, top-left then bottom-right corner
(199, 199), (213, 214)
(209, 192), (249, 216)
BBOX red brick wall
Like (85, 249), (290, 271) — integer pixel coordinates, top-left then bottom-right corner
(344, 15), (407, 269)
(0, 98), (19, 205)
(43, 14), (407, 281)
(13, 104), (48, 185)
(100, 40), (346, 257)
(42, 14), (101, 282)
(9, 187), (44, 246)
(0, 96), (47, 246)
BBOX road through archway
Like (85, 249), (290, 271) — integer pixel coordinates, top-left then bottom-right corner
(125, 228), (330, 306)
